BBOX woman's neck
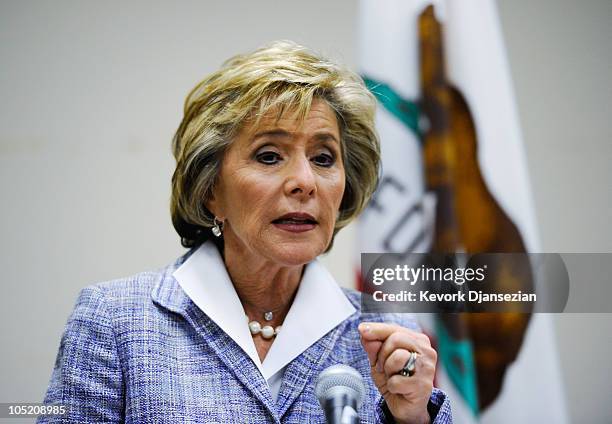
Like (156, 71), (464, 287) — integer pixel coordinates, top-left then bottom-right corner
(222, 244), (303, 327)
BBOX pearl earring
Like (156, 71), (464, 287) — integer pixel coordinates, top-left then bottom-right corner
(212, 217), (224, 237)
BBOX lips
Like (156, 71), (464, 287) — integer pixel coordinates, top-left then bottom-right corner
(271, 213), (318, 233)
(272, 212), (318, 225)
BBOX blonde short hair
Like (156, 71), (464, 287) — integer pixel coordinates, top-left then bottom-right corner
(171, 41), (380, 248)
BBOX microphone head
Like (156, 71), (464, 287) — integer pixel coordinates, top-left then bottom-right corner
(315, 364), (366, 409)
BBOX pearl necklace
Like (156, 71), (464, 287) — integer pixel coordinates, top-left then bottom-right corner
(247, 311), (282, 339)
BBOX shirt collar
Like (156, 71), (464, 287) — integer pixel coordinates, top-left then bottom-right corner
(172, 241), (356, 380)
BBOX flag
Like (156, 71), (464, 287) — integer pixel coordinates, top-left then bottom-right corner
(357, 0), (568, 422)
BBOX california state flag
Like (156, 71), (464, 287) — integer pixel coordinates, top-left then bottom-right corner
(357, 0), (567, 422)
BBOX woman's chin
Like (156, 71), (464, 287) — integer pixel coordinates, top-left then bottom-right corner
(264, 240), (326, 267)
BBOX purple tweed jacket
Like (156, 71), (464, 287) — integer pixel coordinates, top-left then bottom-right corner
(39, 251), (452, 423)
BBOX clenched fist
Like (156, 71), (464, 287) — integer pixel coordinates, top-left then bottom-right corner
(359, 322), (438, 424)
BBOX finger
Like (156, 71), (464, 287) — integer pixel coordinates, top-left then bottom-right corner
(376, 331), (423, 374)
(388, 351), (437, 386)
(386, 373), (431, 398)
(358, 322), (416, 341)
(360, 337), (383, 368)
(383, 348), (412, 378)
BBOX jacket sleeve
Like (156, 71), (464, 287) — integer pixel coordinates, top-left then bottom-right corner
(38, 285), (124, 423)
(376, 388), (453, 423)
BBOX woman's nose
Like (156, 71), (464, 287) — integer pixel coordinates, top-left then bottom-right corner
(284, 156), (316, 198)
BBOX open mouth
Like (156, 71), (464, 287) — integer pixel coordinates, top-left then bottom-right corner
(272, 213), (318, 231)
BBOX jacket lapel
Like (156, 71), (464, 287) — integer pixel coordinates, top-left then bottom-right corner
(181, 302), (279, 421)
(151, 256), (279, 422)
(275, 320), (350, 418)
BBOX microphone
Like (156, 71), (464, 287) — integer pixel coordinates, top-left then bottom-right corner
(315, 364), (366, 424)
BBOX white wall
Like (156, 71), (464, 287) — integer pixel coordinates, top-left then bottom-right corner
(0, 1), (609, 423)
(496, 1), (612, 423)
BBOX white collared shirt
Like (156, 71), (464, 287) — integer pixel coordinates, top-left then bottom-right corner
(172, 242), (356, 401)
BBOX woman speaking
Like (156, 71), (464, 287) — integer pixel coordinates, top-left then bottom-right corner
(40, 41), (452, 423)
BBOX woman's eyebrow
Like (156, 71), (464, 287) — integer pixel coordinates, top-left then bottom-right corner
(252, 129), (339, 144)
(252, 129), (290, 140)
(312, 132), (339, 144)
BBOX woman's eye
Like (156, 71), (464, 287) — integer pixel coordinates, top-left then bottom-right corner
(256, 151), (281, 165)
(312, 153), (335, 167)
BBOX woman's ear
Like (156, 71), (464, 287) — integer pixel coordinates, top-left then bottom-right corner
(205, 188), (223, 220)
(205, 197), (217, 218)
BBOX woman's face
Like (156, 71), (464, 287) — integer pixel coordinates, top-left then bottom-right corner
(208, 99), (345, 266)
